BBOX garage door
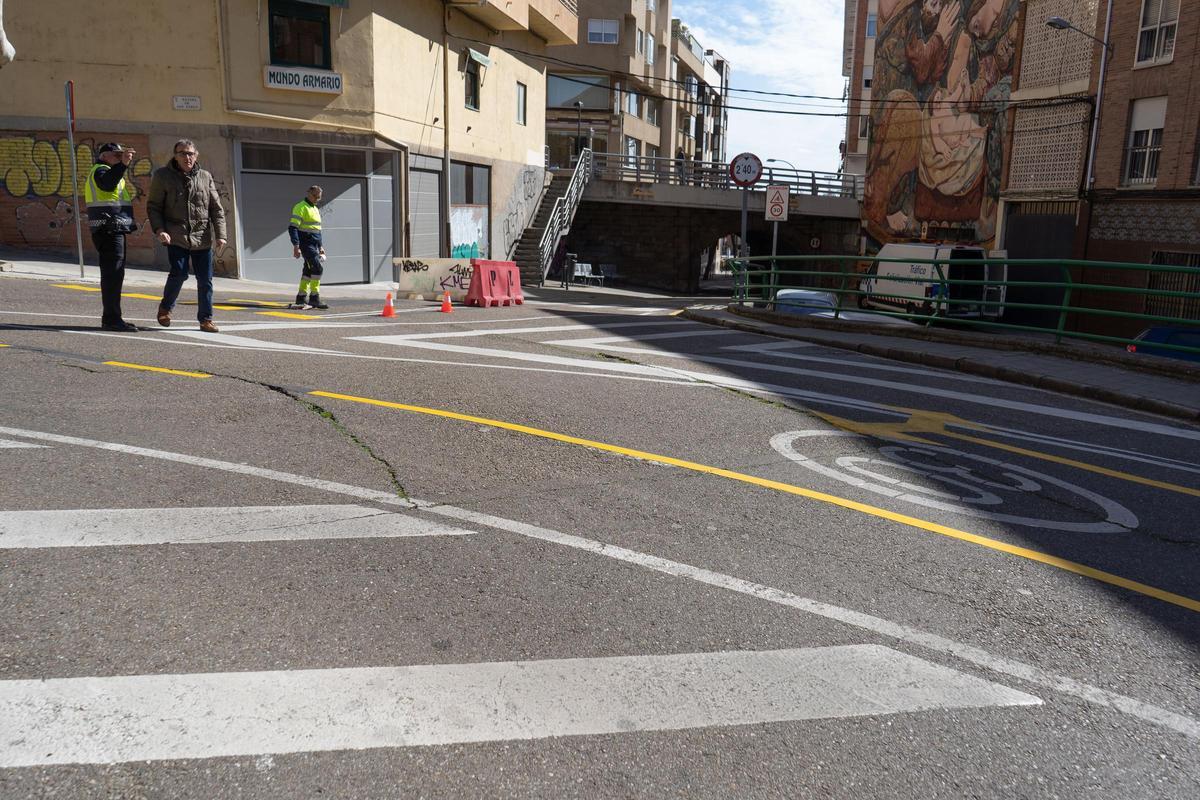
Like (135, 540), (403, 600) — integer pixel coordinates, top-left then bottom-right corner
(240, 173), (365, 285)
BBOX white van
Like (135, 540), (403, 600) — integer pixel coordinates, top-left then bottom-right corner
(858, 243), (1006, 318)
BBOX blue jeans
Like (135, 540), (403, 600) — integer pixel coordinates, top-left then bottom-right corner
(161, 245), (214, 321)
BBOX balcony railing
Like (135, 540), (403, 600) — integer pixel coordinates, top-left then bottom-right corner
(591, 152), (865, 199)
(559, 0), (578, 12)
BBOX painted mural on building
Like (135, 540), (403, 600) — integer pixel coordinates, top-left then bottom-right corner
(864, 0), (1019, 248)
(0, 132), (156, 261)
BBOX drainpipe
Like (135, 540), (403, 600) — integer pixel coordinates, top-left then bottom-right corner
(443, 4), (453, 257)
(1083, 0), (1113, 194)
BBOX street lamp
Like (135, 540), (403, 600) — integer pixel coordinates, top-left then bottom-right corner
(1047, 12), (1113, 192)
(766, 158), (797, 176)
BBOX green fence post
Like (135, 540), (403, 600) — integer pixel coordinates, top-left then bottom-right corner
(1056, 262), (1073, 344)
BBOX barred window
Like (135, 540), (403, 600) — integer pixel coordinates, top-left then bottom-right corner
(1147, 251), (1200, 321)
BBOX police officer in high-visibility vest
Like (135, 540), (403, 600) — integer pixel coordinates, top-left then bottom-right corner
(289, 185), (328, 309)
(85, 142), (138, 331)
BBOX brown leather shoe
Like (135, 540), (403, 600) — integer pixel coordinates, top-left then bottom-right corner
(199, 319), (219, 333)
(157, 307), (171, 327)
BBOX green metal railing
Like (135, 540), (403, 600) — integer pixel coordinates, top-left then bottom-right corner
(728, 255), (1200, 359)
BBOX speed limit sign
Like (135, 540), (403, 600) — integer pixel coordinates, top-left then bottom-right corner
(729, 152), (763, 187)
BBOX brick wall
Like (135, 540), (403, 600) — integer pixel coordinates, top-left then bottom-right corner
(1093, 1), (1200, 191)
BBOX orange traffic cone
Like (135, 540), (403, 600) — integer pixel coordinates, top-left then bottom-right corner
(380, 292), (396, 318)
(440, 291), (453, 313)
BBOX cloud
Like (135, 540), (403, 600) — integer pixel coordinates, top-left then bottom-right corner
(672, 0), (848, 172)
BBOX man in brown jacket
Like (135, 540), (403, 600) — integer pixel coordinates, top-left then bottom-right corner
(147, 139), (227, 333)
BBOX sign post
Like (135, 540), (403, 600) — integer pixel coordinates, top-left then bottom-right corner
(764, 184), (790, 270)
(729, 152), (763, 261)
(64, 80), (85, 279)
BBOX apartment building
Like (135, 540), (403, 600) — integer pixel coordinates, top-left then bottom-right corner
(841, 0), (875, 177)
(670, 19), (730, 164)
(543, 1), (728, 170)
(1085, 1), (1198, 263)
(998, 0), (1099, 261)
(0, 0), (576, 280)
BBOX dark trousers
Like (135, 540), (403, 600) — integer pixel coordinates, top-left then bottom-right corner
(91, 229), (126, 325)
(160, 245), (214, 322)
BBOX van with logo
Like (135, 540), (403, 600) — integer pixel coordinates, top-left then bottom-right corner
(858, 243), (1006, 318)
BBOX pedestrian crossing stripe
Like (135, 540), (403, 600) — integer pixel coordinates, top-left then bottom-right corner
(0, 645), (1039, 767)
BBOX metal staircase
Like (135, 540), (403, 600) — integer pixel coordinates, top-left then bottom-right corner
(513, 149), (592, 285)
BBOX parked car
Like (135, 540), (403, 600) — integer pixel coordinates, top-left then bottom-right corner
(769, 288), (914, 325)
(1126, 327), (1200, 363)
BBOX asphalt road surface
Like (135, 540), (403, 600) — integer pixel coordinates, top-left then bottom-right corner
(1, 277), (1198, 798)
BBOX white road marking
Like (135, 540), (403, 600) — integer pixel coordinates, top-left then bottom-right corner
(164, 330), (343, 353)
(0, 438), (47, 449)
(0, 505), (473, 549)
(721, 340), (818, 352)
(0, 645), (1040, 767)
(549, 338), (1003, 385)
(372, 321), (699, 341)
(770, 431), (1138, 533)
(353, 337), (1200, 442)
(1, 425), (1195, 740)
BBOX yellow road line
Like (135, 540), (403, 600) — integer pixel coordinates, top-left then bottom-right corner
(669, 309), (686, 317)
(813, 408), (1200, 499)
(256, 311), (315, 319)
(53, 283), (100, 292)
(310, 390), (1200, 613)
(0, 343), (9, 348)
(122, 293), (163, 301)
(939, 430), (1200, 499)
(103, 361), (211, 379)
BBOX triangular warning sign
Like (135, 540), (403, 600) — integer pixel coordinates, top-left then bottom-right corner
(768, 188), (787, 204)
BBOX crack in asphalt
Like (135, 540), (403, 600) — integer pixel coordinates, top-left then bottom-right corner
(209, 373), (411, 504)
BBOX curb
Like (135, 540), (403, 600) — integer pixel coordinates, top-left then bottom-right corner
(681, 308), (1200, 425)
(725, 304), (1200, 382)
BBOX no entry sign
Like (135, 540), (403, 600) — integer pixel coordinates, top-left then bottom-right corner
(765, 185), (790, 221)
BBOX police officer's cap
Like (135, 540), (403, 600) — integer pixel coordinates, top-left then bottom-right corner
(97, 142), (126, 154)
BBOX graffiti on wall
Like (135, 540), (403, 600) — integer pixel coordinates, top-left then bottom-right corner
(864, 0), (1018, 248)
(394, 257), (474, 300)
(498, 166), (544, 258)
(0, 132), (155, 257)
(450, 204), (488, 259)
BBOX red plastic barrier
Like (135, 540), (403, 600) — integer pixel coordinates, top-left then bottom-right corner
(464, 260), (525, 307)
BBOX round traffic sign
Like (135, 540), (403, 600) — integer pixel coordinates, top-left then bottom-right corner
(729, 152), (763, 187)
(769, 202), (786, 218)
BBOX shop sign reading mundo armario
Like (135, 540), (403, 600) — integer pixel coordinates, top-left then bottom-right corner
(264, 65), (344, 95)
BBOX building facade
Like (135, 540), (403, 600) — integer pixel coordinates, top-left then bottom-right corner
(841, 0), (875, 178)
(0, 0), (577, 280)
(543, 1), (728, 171)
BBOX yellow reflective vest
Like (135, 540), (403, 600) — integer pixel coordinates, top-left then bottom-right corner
(288, 199), (322, 246)
(85, 164), (135, 233)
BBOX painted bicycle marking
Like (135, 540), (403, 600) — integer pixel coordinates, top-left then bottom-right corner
(771, 431), (1138, 533)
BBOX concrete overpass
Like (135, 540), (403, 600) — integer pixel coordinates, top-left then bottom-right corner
(566, 154), (863, 292)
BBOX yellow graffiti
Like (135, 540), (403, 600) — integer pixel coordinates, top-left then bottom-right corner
(0, 136), (150, 200)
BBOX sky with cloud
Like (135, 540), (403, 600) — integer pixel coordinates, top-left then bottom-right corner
(672, 0), (848, 174)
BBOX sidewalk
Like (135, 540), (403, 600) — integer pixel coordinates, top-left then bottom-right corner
(682, 305), (1200, 424)
(0, 250), (397, 301)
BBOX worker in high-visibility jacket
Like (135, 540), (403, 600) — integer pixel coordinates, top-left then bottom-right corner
(85, 142), (138, 331)
(288, 185), (328, 309)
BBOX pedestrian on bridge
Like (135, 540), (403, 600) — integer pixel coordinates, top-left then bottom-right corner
(85, 142), (138, 332)
(148, 139), (227, 333)
(288, 185), (328, 310)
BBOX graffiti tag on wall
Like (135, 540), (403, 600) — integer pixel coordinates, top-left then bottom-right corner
(450, 204), (488, 259)
(863, 0), (1019, 249)
(0, 132), (155, 255)
(499, 166), (544, 258)
(394, 257), (474, 300)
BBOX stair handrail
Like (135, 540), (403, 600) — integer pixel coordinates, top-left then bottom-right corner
(538, 148), (593, 284)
